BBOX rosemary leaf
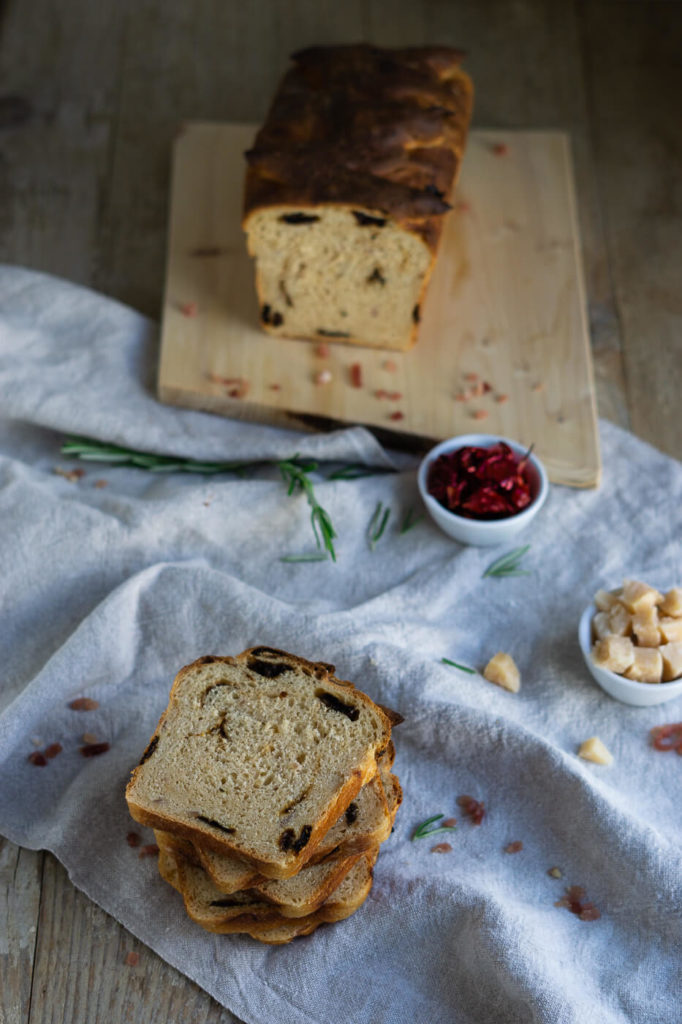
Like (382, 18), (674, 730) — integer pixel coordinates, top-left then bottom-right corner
(483, 545), (531, 578)
(280, 553), (329, 563)
(367, 501), (391, 550)
(412, 813), (457, 841)
(400, 507), (424, 534)
(441, 657), (476, 674)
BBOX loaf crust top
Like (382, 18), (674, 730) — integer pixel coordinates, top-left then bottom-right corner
(243, 44), (473, 242)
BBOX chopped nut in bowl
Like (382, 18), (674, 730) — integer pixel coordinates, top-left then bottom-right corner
(578, 581), (682, 707)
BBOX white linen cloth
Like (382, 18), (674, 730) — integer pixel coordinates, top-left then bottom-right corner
(0, 266), (680, 1024)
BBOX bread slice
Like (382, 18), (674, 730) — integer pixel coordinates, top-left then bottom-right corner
(180, 761), (394, 894)
(243, 853), (376, 944)
(126, 647), (393, 879)
(159, 846), (376, 937)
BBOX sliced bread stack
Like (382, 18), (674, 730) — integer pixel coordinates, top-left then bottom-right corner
(126, 646), (402, 943)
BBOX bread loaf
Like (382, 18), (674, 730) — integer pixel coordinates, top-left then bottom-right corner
(126, 647), (393, 879)
(243, 44), (473, 351)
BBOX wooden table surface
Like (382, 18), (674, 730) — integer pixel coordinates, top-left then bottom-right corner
(1, 1), (680, 1021)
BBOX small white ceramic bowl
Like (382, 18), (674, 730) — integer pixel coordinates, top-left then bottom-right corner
(578, 602), (682, 707)
(417, 434), (549, 547)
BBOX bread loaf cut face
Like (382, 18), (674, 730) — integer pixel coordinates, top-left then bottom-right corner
(244, 205), (433, 351)
(126, 648), (392, 879)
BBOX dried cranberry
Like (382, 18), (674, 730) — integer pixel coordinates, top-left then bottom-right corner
(80, 742), (110, 757)
(504, 841), (523, 854)
(650, 723), (682, 753)
(427, 442), (534, 521)
(28, 752), (47, 767)
(457, 795), (485, 825)
(44, 743), (62, 759)
(69, 698), (99, 711)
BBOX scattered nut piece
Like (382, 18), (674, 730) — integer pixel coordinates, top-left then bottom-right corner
(624, 647), (663, 684)
(591, 611), (612, 642)
(504, 841), (523, 854)
(315, 343), (330, 358)
(621, 579), (662, 614)
(548, 866), (563, 879)
(659, 643), (682, 682)
(607, 603), (631, 637)
(431, 843), (453, 854)
(82, 732), (98, 745)
(483, 652), (520, 693)
(659, 618), (682, 644)
(494, 393), (509, 403)
(315, 370), (333, 386)
(441, 818), (457, 828)
(179, 302), (198, 317)
(93, 479), (108, 489)
(660, 588), (682, 618)
(592, 636), (635, 674)
(383, 359), (397, 372)
(471, 409), (488, 420)
(578, 737), (613, 765)
(631, 606), (660, 647)
(594, 588), (621, 613)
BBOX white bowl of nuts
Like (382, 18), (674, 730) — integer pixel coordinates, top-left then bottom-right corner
(579, 580), (682, 707)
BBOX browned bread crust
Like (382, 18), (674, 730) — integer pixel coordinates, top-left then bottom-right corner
(244, 44), (473, 247)
(242, 44), (473, 350)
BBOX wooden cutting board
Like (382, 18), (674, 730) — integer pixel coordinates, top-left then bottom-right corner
(158, 122), (600, 487)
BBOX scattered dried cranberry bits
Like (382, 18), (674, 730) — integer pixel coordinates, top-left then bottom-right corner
(69, 697), (99, 711)
(28, 751), (47, 767)
(80, 742), (110, 757)
(651, 723), (682, 753)
(504, 841), (523, 854)
(456, 795), (485, 825)
(431, 843), (453, 854)
(126, 832), (141, 848)
(555, 885), (601, 921)
(427, 442), (533, 520)
(138, 844), (159, 859)
(125, 951), (140, 966)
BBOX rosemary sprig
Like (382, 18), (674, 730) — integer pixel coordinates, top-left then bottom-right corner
(483, 545), (531, 579)
(61, 436), (338, 560)
(400, 507), (424, 534)
(277, 457), (337, 562)
(412, 814), (456, 842)
(367, 501), (391, 550)
(280, 553), (329, 563)
(327, 463), (387, 481)
(441, 657), (476, 674)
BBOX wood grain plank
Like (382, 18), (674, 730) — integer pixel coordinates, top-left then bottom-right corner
(578, 1), (682, 459)
(0, 839), (42, 1024)
(158, 123), (600, 486)
(0, 0), (124, 287)
(421, 0), (631, 432)
(28, 853), (242, 1024)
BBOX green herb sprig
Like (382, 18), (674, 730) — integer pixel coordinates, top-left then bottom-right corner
(367, 501), (391, 550)
(483, 545), (531, 579)
(441, 657), (476, 674)
(278, 458), (337, 561)
(61, 436), (338, 560)
(400, 507), (424, 534)
(412, 814), (457, 842)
